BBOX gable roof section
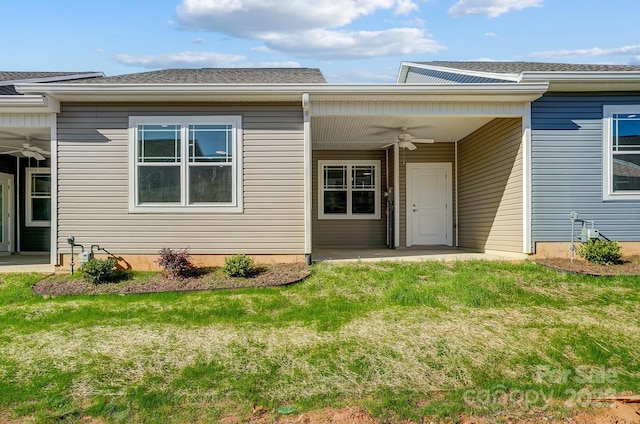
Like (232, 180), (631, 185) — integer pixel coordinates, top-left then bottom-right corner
(398, 61), (640, 91)
(0, 71), (105, 96)
(77, 68), (327, 84)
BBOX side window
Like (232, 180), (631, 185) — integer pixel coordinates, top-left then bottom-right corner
(318, 160), (380, 219)
(26, 168), (51, 226)
(604, 106), (640, 199)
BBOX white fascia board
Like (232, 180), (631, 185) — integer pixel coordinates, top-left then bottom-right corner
(396, 62), (521, 83)
(15, 82), (549, 103)
(0, 95), (60, 113)
(520, 71), (640, 91)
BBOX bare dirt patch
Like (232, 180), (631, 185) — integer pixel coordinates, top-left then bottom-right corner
(534, 256), (640, 276)
(32, 263), (311, 297)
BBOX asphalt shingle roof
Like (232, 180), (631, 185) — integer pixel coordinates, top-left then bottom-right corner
(79, 68), (327, 84)
(416, 61), (640, 74)
(0, 71), (100, 83)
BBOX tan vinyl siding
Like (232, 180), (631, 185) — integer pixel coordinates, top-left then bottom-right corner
(57, 103), (305, 255)
(457, 118), (523, 252)
(398, 144), (455, 247)
(312, 150), (387, 248)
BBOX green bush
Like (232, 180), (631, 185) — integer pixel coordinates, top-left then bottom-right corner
(80, 258), (117, 284)
(577, 239), (622, 265)
(223, 253), (255, 277)
(157, 247), (193, 279)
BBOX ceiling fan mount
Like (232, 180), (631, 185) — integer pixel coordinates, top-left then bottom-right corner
(380, 127), (435, 151)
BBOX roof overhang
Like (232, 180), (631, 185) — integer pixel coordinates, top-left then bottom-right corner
(519, 72), (640, 92)
(0, 95), (60, 113)
(14, 82), (549, 104)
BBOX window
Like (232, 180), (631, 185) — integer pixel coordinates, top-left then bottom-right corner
(26, 168), (51, 227)
(129, 116), (242, 212)
(603, 106), (640, 199)
(318, 160), (380, 219)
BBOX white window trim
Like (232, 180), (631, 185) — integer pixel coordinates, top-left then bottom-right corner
(603, 105), (640, 200)
(128, 116), (243, 213)
(26, 167), (51, 227)
(318, 160), (381, 220)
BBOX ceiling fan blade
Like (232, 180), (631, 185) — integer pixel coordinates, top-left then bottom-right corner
(412, 138), (435, 144)
(33, 152), (46, 161)
(398, 140), (418, 150)
(405, 142), (417, 151)
(21, 151), (36, 158)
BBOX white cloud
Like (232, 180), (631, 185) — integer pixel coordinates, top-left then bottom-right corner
(449, 0), (542, 18)
(114, 51), (246, 68)
(192, 37), (204, 44)
(95, 48), (105, 53)
(263, 28), (445, 59)
(530, 44), (640, 59)
(258, 61), (301, 68)
(484, 32), (496, 37)
(176, 0), (419, 37)
(173, 0), (441, 59)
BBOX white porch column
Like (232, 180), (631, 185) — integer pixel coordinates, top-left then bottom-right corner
(49, 112), (58, 265)
(302, 93), (312, 264)
(522, 102), (533, 254)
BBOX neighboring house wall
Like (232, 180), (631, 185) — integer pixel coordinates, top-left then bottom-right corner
(56, 103), (305, 257)
(398, 143), (455, 247)
(457, 118), (523, 252)
(405, 67), (511, 84)
(532, 94), (640, 248)
(312, 150), (387, 248)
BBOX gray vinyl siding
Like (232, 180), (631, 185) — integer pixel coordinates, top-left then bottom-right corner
(398, 144), (455, 247)
(457, 118), (523, 252)
(405, 67), (512, 84)
(532, 93), (640, 245)
(312, 150), (387, 248)
(56, 103), (304, 255)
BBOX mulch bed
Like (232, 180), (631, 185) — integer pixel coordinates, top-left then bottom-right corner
(33, 263), (312, 297)
(534, 256), (640, 276)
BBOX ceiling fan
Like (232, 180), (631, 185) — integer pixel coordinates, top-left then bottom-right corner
(0, 137), (49, 161)
(380, 127), (435, 151)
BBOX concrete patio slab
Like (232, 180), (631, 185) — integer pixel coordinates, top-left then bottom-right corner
(313, 247), (527, 263)
(0, 253), (55, 273)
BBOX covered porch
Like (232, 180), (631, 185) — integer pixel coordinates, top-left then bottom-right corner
(306, 89), (540, 259)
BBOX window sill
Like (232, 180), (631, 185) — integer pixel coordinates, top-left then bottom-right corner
(318, 214), (381, 220)
(128, 205), (243, 213)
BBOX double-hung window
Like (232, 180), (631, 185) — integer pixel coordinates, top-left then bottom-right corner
(603, 106), (640, 199)
(130, 116), (242, 212)
(318, 160), (380, 219)
(26, 167), (51, 226)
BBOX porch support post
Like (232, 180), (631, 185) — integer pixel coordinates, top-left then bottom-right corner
(522, 102), (533, 254)
(302, 93), (312, 264)
(49, 113), (58, 265)
(394, 143), (400, 248)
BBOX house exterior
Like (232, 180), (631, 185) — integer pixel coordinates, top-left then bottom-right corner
(6, 62), (640, 269)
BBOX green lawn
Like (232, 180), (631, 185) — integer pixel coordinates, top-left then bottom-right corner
(0, 261), (639, 423)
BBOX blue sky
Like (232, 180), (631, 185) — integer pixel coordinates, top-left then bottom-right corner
(3, 0), (640, 82)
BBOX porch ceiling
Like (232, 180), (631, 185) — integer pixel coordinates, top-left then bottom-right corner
(311, 115), (495, 150)
(0, 126), (50, 157)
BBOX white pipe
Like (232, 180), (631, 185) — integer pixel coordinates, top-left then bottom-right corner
(15, 156), (20, 253)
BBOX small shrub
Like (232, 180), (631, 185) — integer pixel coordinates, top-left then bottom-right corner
(577, 239), (622, 265)
(80, 258), (117, 284)
(157, 247), (193, 279)
(223, 254), (255, 277)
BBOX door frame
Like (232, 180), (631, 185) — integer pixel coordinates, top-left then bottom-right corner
(0, 172), (14, 254)
(406, 162), (452, 247)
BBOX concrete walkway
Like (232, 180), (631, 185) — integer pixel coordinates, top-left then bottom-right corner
(0, 253), (55, 273)
(313, 247), (527, 263)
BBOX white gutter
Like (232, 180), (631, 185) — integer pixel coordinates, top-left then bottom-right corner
(15, 82), (549, 97)
(520, 71), (640, 83)
(50, 113), (58, 265)
(0, 95), (60, 113)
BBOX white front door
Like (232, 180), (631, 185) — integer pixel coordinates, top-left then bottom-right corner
(406, 163), (452, 246)
(0, 173), (13, 253)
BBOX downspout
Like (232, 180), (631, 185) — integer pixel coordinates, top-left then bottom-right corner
(522, 102), (533, 254)
(49, 111), (58, 265)
(302, 93), (312, 265)
(455, 140), (459, 247)
(394, 143), (400, 248)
